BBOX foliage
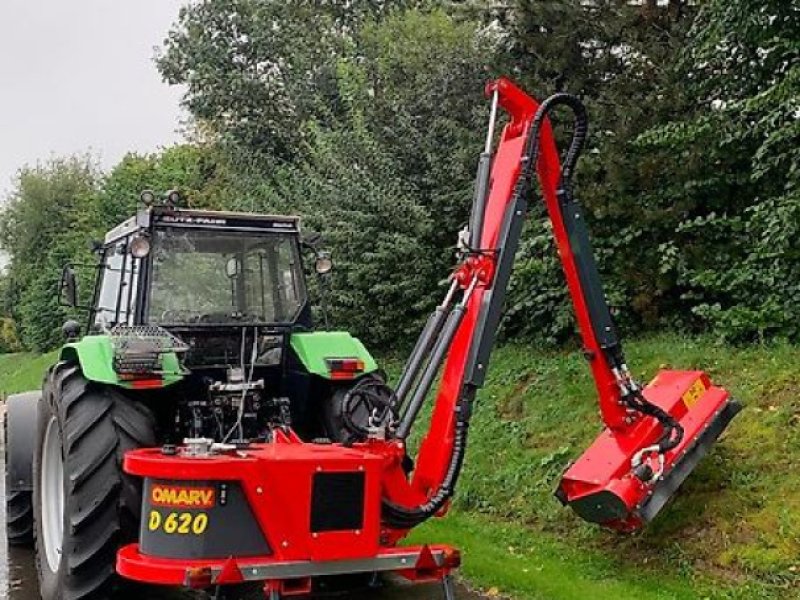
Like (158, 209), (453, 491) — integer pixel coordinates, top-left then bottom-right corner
(0, 318), (22, 353)
(0, 147), (220, 350)
(400, 333), (800, 597)
(638, 0), (800, 342)
(157, 0), (426, 166)
(0, 157), (100, 350)
(461, 0), (704, 342)
(1, 1), (798, 352)
(158, 7), (493, 346)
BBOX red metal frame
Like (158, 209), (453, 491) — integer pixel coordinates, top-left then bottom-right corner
(390, 77), (737, 531)
(120, 436), (460, 591)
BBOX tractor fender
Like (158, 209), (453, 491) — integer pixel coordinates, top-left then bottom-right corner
(60, 335), (185, 388)
(5, 391), (40, 492)
(290, 331), (378, 379)
(60, 335), (119, 385)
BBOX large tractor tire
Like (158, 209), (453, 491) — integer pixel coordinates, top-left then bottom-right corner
(4, 391), (40, 547)
(34, 362), (155, 600)
(322, 374), (393, 442)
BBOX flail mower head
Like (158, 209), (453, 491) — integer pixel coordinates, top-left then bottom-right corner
(556, 370), (741, 531)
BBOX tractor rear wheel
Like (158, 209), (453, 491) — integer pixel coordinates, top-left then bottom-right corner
(34, 363), (155, 600)
(5, 416), (34, 546)
(5, 391), (40, 546)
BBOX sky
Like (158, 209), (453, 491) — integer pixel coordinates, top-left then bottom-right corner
(0, 0), (188, 199)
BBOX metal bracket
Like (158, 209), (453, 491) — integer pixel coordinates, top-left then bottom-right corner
(443, 574), (456, 600)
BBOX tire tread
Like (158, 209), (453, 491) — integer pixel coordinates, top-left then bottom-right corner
(35, 362), (155, 600)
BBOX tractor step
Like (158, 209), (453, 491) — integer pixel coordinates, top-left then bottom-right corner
(556, 370), (742, 531)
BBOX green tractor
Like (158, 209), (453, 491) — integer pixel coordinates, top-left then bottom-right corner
(4, 193), (384, 599)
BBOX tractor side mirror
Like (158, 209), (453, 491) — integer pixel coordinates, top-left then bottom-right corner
(226, 257), (242, 278)
(59, 265), (79, 307)
(302, 231), (323, 250)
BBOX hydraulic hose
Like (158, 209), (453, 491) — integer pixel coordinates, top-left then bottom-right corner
(382, 391), (475, 529)
(626, 388), (685, 452)
(528, 93), (684, 454)
(525, 93), (589, 195)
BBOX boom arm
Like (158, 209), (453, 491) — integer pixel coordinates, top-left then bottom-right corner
(382, 78), (640, 529)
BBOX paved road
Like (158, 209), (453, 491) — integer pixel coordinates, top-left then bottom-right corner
(0, 406), (482, 600)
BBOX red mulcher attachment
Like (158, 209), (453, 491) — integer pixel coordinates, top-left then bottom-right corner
(557, 370), (741, 531)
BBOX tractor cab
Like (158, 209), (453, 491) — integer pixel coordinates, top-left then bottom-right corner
(90, 202), (313, 334)
(58, 195), (379, 445)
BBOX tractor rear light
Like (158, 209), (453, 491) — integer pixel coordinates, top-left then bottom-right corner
(326, 358), (365, 380)
(184, 566), (213, 589)
(118, 373), (164, 389)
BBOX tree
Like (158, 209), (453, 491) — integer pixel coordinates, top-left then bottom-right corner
(157, 0), (425, 167)
(638, 0), (800, 341)
(461, 1), (702, 341)
(0, 147), (222, 351)
(0, 157), (100, 350)
(158, 6), (495, 345)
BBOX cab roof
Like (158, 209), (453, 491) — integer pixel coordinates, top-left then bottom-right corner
(104, 206), (302, 244)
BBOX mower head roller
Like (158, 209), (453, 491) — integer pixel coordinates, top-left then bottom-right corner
(557, 370), (742, 531)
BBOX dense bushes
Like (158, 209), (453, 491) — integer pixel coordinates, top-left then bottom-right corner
(0, 1), (797, 351)
(641, 0), (800, 342)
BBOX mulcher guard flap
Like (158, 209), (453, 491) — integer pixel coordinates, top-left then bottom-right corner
(556, 370), (742, 532)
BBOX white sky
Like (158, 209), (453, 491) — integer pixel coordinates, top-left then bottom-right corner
(0, 0), (187, 199)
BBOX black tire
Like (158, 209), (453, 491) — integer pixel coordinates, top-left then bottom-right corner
(6, 489), (34, 546)
(5, 393), (39, 547)
(5, 409), (34, 546)
(34, 362), (155, 600)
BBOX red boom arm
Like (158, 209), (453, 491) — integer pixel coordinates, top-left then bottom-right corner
(386, 77), (625, 519)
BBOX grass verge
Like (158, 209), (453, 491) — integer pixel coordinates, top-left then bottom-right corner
(0, 351), (58, 396)
(409, 334), (800, 599)
(1, 334), (798, 598)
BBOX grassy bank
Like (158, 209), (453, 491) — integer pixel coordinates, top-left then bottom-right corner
(0, 351), (57, 396)
(1, 335), (798, 598)
(406, 334), (799, 599)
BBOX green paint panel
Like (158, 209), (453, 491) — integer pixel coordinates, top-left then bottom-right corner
(290, 331), (378, 378)
(60, 335), (184, 389)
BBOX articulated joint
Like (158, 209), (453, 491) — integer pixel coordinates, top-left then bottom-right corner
(453, 253), (496, 291)
(631, 445), (665, 484)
